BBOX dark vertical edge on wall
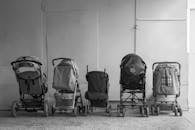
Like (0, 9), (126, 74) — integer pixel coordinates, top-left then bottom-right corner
(134, 0), (137, 54)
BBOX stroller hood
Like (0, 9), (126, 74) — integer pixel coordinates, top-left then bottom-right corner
(120, 54), (146, 75)
(120, 54), (146, 89)
(52, 58), (79, 91)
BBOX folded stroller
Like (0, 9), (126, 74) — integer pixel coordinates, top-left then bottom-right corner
(51, 58), (84, 116)
(85, 66), (111, 116)
(151, 62), (182, 116)
(117, 53), (149, 117)
(11, 56), (49, 117)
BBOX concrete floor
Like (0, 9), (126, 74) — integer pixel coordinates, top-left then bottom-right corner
(0, 108), (195, 130)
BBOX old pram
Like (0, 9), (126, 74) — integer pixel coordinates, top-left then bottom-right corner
(11, 56), (49, 117)
(117, 54), (149, 117)
(85, 66), (111, 116)
(151, 62), (182, 116)
(51, 58), (84, 116)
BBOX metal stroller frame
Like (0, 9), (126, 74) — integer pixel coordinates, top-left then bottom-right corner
(10, 56), (49, 117)
(151, 62), (182, 116)
(117, 60), (149, 117)
(85, 66), (111, 116)
(51, 58), (84, 116)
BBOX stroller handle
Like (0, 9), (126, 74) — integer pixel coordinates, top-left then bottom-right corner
(152, 62), (181, 71)
(52, 57), (71, 66)
(11, 59), (42, 66)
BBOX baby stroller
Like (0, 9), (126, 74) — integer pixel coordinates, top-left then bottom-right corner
(117, 54), (149, 117)
(151, 62), (182, 116)
(85, 66), (111, 116)
(51, 58), (84, 116)
(10, 56), (49, 117)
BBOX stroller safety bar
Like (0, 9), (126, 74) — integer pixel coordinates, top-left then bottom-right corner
(11, 59), (42, 66)
(152, 62), (181, 71)
(86, 65), (106, 73)
(52, 58), (72, 66)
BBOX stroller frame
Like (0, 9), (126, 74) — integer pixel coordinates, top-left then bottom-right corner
(117, 64), (149, 117)
(51, 58), (84, 116)
(10, 56), (49, 117)
(85, 66), (111, 116)
(151, 62), (182, 116)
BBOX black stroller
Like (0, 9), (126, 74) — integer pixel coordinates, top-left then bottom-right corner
(117, 54), (149, 117)
(51, 58), (84, 116)
(10, 56), (49, 117)
(151, 62), (182, 116)
(85, 66), (111, 116)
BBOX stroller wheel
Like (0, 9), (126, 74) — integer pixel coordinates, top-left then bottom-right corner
(73, 104), (79, 116)
(178, 107), (183, 116)
(144, 107), (149, 117)
(51, 105), (56, 116)
(174, 106), (178, 116)
(139, 106), (144, 116)
(118, 106), (125, 117)
(11, 100), (19, 117)
(151, 105), (155, 115)
(44, 101), (49, 117)
(107, 105), (112, 116)
(155, 106), (160, 116)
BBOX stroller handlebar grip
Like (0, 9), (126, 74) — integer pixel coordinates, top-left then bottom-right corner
(152, 62), (181, 71)
(52, 58), (71, 66)
(11, 60), (42, 66)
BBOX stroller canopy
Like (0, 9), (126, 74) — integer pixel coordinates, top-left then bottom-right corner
(120, 53), (146, 89)
(11, 56), (47, 96)
(85, 71), (109, 100)
(52, 58), (79, 91)
(120, 54), (146, 75)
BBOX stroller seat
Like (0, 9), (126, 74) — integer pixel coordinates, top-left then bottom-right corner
(85, 71), (109, 101)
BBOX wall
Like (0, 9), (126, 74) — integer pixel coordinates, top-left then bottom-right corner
(188, 0), (195, 108)
(0, 0), (43, 109)
(0, 0), (188, 109)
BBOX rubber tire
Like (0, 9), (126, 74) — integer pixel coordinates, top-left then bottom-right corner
(178, 108), (183, 116)
(151, 106), (155, 115)
(51, 105), (55, 116)
(11, 101), (18, 117)
(156, 106), (160, 116)
(174, 107), (178, 116)
(119, 107), (125, 117)
(140, 106), (144, 116)
(73, 105), (79, 116)
(144, 107), (149, 117)
(44, 101), (49, 117)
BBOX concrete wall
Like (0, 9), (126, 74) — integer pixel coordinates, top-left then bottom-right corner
(0, 0), (188, 109)
(188, 0), (195, 108)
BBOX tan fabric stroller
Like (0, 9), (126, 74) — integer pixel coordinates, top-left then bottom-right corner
(51, 58), (84, 116)
(151, 62), (182, 116)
